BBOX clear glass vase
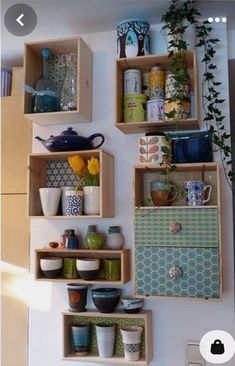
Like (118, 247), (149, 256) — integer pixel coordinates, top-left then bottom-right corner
(60, 53), (77, 111)
(34, 48), (60, 113)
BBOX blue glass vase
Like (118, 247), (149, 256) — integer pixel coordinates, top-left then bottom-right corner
(34, 48), (60, 113)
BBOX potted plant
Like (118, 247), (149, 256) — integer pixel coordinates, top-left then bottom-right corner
(68, 155), (100, 215)
(162, 0), (234, 188)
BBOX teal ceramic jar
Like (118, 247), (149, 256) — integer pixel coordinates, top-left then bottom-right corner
(86, 225), (105, 250)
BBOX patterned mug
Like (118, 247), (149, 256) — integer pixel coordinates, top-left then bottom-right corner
(183, 180), (212, 206)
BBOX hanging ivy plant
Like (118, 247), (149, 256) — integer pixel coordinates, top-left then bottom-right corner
(161, 0), (234, 188)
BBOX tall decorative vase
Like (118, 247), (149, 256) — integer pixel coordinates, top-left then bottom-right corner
(64, 189), (83, 216)
(71, 323), (91, 356)
(120, 325), (143, 361)
(83, 186), (100, 215)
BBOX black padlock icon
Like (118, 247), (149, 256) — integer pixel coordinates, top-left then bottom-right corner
(210, 339), (225, 354)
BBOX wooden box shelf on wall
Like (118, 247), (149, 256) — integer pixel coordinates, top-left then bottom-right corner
(23, 36), (92, 125)
(62, 310), (152, 365)
(35, 248), (130, 284)
(115, 50), (199, 134)
(134, 162), (220, 208)
(133, 162), (222, 300)
(27, 149), (114, 218)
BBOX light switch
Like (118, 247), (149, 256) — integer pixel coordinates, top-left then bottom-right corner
(187, 344), (203, 360)
(186, 341), (206, 366)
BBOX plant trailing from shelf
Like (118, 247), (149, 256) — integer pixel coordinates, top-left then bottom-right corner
(161, 0), (234, 188)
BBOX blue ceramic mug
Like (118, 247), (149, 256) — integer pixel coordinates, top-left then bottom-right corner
(184, 180), (212, 206)
(71, 323), (91, 356)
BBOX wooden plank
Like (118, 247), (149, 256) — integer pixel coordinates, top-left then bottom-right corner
(1, 96), (32, 194)
(78, 37), (93, 121)
(100, 151), (114, 217)
(1, 194), (29, 269)
(1, 272), (29, 366)
(115, 119), (200, 134)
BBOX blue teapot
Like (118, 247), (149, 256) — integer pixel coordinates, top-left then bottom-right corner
(35, 127), (105, 152)
(168, 130), (213, 163)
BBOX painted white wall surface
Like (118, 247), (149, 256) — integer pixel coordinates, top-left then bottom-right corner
(29, 23), (234, 366)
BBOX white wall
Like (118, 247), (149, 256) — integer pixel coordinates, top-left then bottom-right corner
(29, 23), (234, 366)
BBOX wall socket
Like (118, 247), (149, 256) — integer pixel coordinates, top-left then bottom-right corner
(185, 341), (206, 366)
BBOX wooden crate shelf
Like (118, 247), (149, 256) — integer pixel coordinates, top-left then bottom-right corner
(116, 50), (199, 133)
(62, 310), (152, 365)
(134, 162), (220, 207)
(132, 162), (222, 300)
(27, 149), (114, 218)
(23, 36), (92, 125)
(35, 248), (130, 284)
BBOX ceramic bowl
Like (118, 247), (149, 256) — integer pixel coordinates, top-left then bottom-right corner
(40, 257), (63, 278)
(91, 288), (120, 313)
(121, 298), (144, 314)
(76, 258), (100, 280)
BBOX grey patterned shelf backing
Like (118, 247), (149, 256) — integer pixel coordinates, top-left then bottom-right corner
(135, 208), (218, 247)
(47, 160), (78, 187)
(72, 316), (145, 356)
(135, 246), (220, 298)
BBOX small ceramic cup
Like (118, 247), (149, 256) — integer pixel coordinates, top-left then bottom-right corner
(40, 257), (63, 278)
(95, 324), (116, 358)
(39, 187), (61, 216)
(71, 323), (91, 356)
(63, 257), (79, 279)
(66, 284), (88, 312)
(121, 298), (144, 314)
(76, 258), (100, 280)
(120, 325), (143, 361)
(103, 259), (121, 281)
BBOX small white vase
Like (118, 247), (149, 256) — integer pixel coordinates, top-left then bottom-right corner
(120, 325), (143, 361)
(95, 325), (115, 358)
(83, 186), (100, 215)
(39, 188), (61, 216)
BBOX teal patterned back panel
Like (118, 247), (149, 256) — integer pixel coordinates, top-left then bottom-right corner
(135, 208), (218, 247)
(72, 316), (145, 356)
(135, 247), (220, 298)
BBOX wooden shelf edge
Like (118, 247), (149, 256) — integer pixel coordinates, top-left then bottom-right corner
(134, 162), (219, 169)
(62, 309), (152, 317)
(62, 354), (148, 365)
(135, 205), (218, 209)
(115, 119), (200, 134)
(35, 278), (126, 285)
(36, 248), (130, 254)
(116, 50), (196, 64)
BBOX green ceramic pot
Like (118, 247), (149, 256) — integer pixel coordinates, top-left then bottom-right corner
(63, 257), (80, 279)
(86, 225), (105, 250)
(103, 259), (121, 281)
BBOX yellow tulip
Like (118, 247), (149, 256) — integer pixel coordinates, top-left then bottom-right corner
(87, 157), (100, 175)
(68, 155), (85, 176)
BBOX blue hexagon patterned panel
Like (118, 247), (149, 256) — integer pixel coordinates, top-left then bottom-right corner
(47, 161), (78, 187)
(135, 208), (218, 247)
(135, 247), (220, 298)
